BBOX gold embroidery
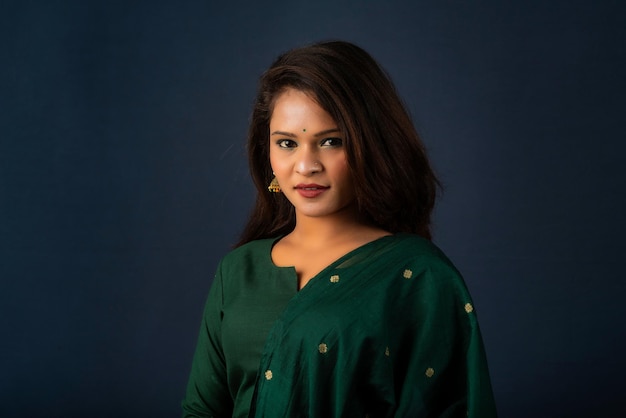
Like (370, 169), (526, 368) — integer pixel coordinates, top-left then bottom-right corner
(464, 303), (474, 313)
(403, 269), (412, 279)
(318, 343), (328, 354)
(330, 275), (340, 283)
(264, 370), (273, 380)
(425, 367), (435, 378)
(385, 346), (390, 357)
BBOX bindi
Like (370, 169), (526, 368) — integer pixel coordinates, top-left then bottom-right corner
(302, 128), (306, 132)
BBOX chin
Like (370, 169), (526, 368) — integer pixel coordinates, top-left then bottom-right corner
(295, 203), (356, 219)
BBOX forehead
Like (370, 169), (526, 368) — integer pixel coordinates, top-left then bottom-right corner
(270, 88), (335, 128)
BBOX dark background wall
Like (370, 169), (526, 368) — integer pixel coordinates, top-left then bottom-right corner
(1, 1), (624, 417)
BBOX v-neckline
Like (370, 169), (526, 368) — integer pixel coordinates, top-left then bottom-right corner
(267, 234), (395, 291)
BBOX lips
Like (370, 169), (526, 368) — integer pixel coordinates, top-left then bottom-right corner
(294, 183), (329, 198)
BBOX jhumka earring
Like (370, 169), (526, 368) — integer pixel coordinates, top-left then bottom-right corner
(268, 176), (281, 193)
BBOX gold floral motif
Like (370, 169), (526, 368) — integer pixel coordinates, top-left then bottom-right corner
(464, 303), (474, 313)
(403, 269), (412, 279)
(264, 370), (273, 380)
(385, 346), (390, 357)
(330, 275), (340, 283)
(425, 367), (435, 378)
(318, 343), (328, 354)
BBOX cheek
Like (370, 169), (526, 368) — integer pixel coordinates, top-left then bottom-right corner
(269, 152), (290, 177)
(335, 159), (353, 187)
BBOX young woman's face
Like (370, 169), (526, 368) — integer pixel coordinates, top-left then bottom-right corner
(269, 88), (356, 220)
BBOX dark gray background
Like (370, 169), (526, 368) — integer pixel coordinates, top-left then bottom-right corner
(1, 1), (624, 417)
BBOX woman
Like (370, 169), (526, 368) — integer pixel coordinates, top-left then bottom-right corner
(183, 41), (497, 417)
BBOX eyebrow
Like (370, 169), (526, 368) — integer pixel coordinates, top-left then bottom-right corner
(270, 128), (341, 138)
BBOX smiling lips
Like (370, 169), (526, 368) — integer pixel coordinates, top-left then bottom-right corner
(294, 183), (329, 198)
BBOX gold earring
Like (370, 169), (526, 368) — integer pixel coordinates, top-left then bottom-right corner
(268, 176), (281, 193)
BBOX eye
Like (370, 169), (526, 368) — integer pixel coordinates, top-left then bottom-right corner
(276, 139), (297, 148)
(320, 137), (343, 147)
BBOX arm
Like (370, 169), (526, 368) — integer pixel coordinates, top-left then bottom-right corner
(393, 255), (497, 418)
(182, 262), (233, 417)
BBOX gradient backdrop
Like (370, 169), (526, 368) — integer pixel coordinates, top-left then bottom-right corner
(1, 1), (625, 417)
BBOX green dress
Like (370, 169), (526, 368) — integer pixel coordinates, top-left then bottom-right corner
(182, 234), (497, 418)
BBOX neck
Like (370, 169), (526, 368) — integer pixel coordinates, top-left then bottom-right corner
(289, 207), (378, 247)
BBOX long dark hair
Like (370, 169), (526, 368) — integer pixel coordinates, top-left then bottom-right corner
(237, 41), (440, 246)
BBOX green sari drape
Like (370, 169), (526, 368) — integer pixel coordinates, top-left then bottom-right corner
(183, 234), (497, 418)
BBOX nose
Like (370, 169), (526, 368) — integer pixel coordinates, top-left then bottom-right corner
(295, 148), (322, 176)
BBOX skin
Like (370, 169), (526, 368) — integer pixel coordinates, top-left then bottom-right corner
(269, 88), (389, 289)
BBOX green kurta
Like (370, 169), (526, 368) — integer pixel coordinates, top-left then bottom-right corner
(182, 234), (497, 417)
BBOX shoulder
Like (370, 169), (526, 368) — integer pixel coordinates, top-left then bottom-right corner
(384, 235), (477, 324)
(216, 237), (278, 276)
(381, 233), (466, 291)
(385, 234), (457, 270)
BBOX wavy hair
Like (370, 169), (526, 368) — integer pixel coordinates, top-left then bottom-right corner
(237, 41), (440, 246)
